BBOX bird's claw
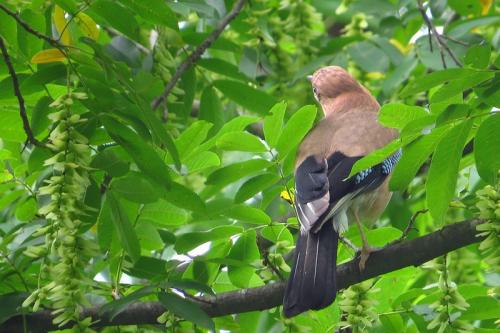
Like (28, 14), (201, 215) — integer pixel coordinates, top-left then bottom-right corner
(357, 245), (381, 271)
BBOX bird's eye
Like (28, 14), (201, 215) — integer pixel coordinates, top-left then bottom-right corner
(312, 87), (320, 101)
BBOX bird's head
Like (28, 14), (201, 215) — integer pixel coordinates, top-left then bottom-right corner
(308, 66), (376, 116)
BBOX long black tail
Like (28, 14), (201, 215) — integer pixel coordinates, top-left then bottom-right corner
(283, 221), (339, 317)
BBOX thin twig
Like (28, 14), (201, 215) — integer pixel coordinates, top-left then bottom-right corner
(0, 3), (62, 48)
(0, 37), (45, 147)
(388, 209), (428, 246)
(417, 0), (462, 68)
(151, 0), (247, 110)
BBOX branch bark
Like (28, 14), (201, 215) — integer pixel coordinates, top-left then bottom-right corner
(0, 4), (62, 48)
(1, 219), (483, 333)
(0, 37), (45, 148)
(151, 0), (247, 110)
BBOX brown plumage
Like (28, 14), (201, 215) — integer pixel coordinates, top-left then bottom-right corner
(283, 66), (399, 317)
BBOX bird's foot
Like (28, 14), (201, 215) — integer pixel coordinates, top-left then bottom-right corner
(358, 245), (381, 271)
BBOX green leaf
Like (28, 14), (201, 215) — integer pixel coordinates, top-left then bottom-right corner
(90, 149), (129, 177)
(118, 0), (178, 30)
(111, 173), (160, 203)
(400, 68), (480, 98)
(136, 222), (164, 251)
(261, 224), (293, 245)
(107, 192), (141, 262)
(138, 199), (188, 227)
(460, 296), (500, 320)
(206, 159), (271, 188)
(185, 151), (220, 173)
(430, 71), (494, 104)
(175, 226), (242, 253)
(378, 103), (428, 130)
(225, 204), (271, 225)
(235, 173), (280, 203)
(276, 105), (317, 159)
(198, 58), (247, 81)
(348, 140), (401, 178)
(474, 114), (499, 185)
(97, 196), (114, 250)
(175, 120), (213, 159)
(126, 256), (168, 279)
(89, 0), (139, 40)
(157, 292), (215, 331)
(213, 80), (277, 115)
(216, 132), (267, 152)
(348, 41), (389, 72)
(101, 286), (155, 320)
(164, 182), (206, 212)
(426, 119), (473, 223)
(227, 230), (260, 288)
(448, 0), (481, 16)
(30, 96), (52, 137)
(100, 115), (172, 188)
(199, 86), (224, 134)
(464, 44), (491, 69)
(263, 101), (287, 148)
(20, 64), (66, 96)
(0, 108), (24, 142)
(14, 197), (37, 222)
(390, 126), (449, 191)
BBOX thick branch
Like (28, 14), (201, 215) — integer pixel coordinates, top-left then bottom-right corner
(151, 0), (247, 110)
(0, 37), (44, 147)
(1, 219), (483, 333)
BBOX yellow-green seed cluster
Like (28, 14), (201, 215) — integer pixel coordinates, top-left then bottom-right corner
(475, 185), (500, 273)
(339, 281), (378, 332)
(22, 92), (96, 328)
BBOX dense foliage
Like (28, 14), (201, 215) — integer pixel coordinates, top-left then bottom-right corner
(0, 0), (499, 332)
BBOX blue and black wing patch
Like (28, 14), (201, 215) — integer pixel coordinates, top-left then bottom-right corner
(294, 150), (402, 233)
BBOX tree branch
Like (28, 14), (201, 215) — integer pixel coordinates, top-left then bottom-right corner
(151, 0), (247, 110)
(0, 37), (44, 148)
(417, 0), (462, 68)
(1, 219), (483, 333)
(0, 3), (62, 48)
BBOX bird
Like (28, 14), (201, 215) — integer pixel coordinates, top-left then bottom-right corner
(282, 66), (400, 318)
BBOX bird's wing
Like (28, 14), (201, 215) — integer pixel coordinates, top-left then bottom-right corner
(294, 149), (401, 233)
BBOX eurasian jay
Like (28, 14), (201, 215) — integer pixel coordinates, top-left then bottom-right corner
(283, 66), (401, 317)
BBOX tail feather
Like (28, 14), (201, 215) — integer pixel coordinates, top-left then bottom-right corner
(283, 221), (338, 317)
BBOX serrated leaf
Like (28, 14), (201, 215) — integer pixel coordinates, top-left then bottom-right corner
(276, 105), (317, 159)
(216, 132), (267, 152)
(263, 101), (287, 148)
(474, 114), (499, 185)
(426, 119), (473, 223)
(158, 292), (215, 330)
(31, 49), (66, 64)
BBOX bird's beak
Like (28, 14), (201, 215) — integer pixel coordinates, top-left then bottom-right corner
(307, 75), (313, 82)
